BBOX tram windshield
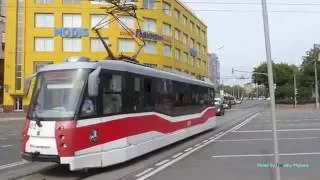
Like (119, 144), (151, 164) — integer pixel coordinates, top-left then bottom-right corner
(28, 69), (89, 119)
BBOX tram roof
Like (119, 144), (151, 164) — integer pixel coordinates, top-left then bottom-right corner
(40, 60), (215, 88)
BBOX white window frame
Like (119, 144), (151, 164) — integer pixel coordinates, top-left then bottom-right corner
(174, 29), (180, 41)
(90, 14), (108, 29)
(162, 23), (171, 36)
(163, 44), (171, 57)
(63, 38), (82, 52)
(90, 38), (109, 52)
(118, 39), (135, 53)
(35, 37), (54, 52)
(118, 16), (135, 29)
(143, 18), (156, 33)
(63, 14), (81, 28)
(163, 2), (170, 15)
(35, 13), (54, 28)
(175, 48), (180, 60)
(143, 40), (157, 54)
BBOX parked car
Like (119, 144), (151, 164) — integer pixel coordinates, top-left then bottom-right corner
(214, 98), (225, 116)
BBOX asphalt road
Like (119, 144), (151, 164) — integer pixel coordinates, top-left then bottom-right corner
(0, 101), (267, 180)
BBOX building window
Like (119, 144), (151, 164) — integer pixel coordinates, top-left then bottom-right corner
(175, 48), (180, 60)
(91, 38), (108, 52)
(196, 26), (200, 35)
(63, 0), (80, 4)
(163, 44), (171, 57)
(201, 30), (205, 40)
(162, 23), (171, 36)
(182, 33), (187, 45)
(174, 28), (180, 41)
(163, 2), (170, 15)
(143, 18), (156, 33)
(15, 65), (22, 90)
(91, 14), (108, 28)
(183, 52), (188, 63)
(173, 9), (179, 21)
(35, 0), (52, 3)
(35, 13), (54, 28)
(190, 38), (195, 48)
(14, 97), (23, 111)
(202, 46), (206, 54)
(143, 0), (155, 9)
(118, 39), (135, 52)
(63, 14), (81, 28)
(182, 15), (187, 26)
(118, 16), (135, 29)
(35, 37), (54, 52)
(190, 21), (194, 31)
(191, 56), (195, 66)
(143, 41), (156, 54)
(63, 38), (82, 52)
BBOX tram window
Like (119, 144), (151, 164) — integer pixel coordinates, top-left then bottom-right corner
(134, 78), (140, 92)
(102, 74), (122, 115)
(80, 96), (96, 117)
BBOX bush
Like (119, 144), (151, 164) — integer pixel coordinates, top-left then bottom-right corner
(275, 99), (294, 104)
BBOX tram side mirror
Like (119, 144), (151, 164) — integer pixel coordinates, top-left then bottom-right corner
(88, 67), (101, 97)
(24, 73), (37, 96)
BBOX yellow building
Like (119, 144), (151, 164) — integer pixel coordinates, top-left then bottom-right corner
(3, 0), (208, 112)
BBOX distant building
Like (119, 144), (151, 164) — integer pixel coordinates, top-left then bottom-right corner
(208, 53), (220, 86)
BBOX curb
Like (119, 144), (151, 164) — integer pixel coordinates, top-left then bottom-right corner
(0, 117), (25, 122)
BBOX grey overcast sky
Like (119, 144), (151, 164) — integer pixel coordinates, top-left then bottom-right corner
(183, 0), (320, 86)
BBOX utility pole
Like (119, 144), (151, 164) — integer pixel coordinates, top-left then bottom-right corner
(261, 0), (281, 180)
(294, 74), (297, 108)
(315, 53), (320, 109)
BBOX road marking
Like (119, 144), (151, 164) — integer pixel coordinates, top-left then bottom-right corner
(202, 140), (209, 143)
(172, 152), (183, 159)
(155, 159), (170, 166)
(233, 128), (320, 133)
(209, 136), (215, 140)
(135, 168), (154, 178)
(212, 152), (320, 158)
(0, 137), (8, 140)
(217, 137), (320, 142)
(231, 113), (259, 132)
(1, 145), (13, 148)
(135, 112), (260, 180)
(7, 133), (17, 136)
(194, 143), (201, 147)
(215, 132), (224, 137)
(0, 161), (27, 170)
(184, 147), (193, 152)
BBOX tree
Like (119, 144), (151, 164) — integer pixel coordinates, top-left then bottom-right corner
(252, 62), (297, 99)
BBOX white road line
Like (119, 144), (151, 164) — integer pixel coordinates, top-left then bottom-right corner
(135, 112), (260, 180)
(212, 152), (320, 158)
(233, 128), (320, 133)
(135, 168), (154, 178)
(231, 113), (259, 132)
(1, 145), (13, 148)
(184, 147), (193, 152)
(0, 161), (27, 170)
(215, 132), (224, 137)
(209, 136), (215, 140)
(172, 152), (183, 159)
(217, 137), (320, 142)
(194, 144), (201, 147)
(155, 159), (170, 166)
(0, 137), (8, 140)
(7, 134), (17, 136)
(202, 140), (209, 143)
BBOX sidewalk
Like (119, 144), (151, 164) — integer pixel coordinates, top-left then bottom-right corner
(0, 112), (26, 121)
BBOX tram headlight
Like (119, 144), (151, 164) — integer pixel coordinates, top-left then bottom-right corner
(61, 143), (68, 148)
(60, 135), (65, 140)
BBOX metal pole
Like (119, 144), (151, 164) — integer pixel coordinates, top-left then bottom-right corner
(261, 1), (281, 180)
(256, 83), (259, 99)
(315, 61), (319, 108)
(294, 74), (297, 108)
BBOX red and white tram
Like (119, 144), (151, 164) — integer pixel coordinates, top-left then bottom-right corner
(21, 57), (217, 171)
